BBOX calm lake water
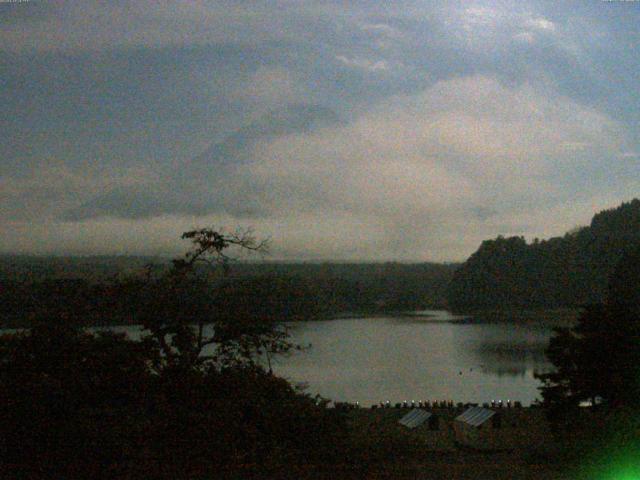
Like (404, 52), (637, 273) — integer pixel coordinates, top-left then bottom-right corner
(271, 310), (555, 406)
(107, 310), (557, 406)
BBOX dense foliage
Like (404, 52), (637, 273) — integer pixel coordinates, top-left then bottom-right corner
(536, 245), (640, 414)
(447, 199), (640, 310)
(0, 323), (363, 479)
(535, 247), (640, 477)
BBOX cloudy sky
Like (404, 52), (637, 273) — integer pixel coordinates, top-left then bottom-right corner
(1, 0), (639, 261)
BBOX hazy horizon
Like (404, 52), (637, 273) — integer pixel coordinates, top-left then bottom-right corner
(2, 1), (639, 261)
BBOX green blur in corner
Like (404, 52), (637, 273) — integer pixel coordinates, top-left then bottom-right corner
(577, 444), (640, 480)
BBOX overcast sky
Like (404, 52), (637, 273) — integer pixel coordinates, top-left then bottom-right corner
(1, 0), (639, 261)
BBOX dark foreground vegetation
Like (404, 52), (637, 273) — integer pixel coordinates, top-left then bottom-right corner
(0, 323), (376, 479)
(448, 198), (640, 310)
(534, 244), (640, 477)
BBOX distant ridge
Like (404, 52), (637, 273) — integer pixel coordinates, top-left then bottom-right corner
(447, 199), (640, 310)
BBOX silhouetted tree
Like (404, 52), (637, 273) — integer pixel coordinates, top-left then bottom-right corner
(134, 227), (296, 369)
(537, 246), (640, 416)
(608, 244), (640, 314)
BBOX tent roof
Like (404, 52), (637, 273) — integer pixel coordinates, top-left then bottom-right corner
(455, 406), (496, 427)
(398, 409), (432, 429)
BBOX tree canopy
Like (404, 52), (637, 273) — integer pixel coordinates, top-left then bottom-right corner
(536, 245), (640, 413)
(447, 199), (640, 310)
(133, 227), (296, 369)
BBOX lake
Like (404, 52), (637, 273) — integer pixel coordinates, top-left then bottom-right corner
(271, 310), (557, 406)
(107, 310), (558, 406)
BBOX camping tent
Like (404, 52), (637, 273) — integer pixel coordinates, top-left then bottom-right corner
(454, 407), (502, 449)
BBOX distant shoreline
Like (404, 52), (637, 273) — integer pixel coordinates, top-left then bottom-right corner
(0, 307), (579, 330)
(329, 307), (579, 324)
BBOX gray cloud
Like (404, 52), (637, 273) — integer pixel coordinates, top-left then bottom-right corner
(1, 1), (639, 260)
(61, 104), (341, 220)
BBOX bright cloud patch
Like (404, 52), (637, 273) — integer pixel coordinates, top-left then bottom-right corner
(5, 75), (627, 261)
(336, 55), (389, 72)
(220, 76), (627, 259)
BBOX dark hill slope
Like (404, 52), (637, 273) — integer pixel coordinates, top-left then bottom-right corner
(447, 199), (640, 310)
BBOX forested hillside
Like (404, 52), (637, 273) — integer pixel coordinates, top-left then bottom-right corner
(447, 199), (640, 310)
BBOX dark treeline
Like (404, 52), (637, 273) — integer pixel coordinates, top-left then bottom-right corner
(0, 255), (160, 281)
(228, 262), (457, 313)
(447, 199), (640, 310)
(0, 260), (457, 328)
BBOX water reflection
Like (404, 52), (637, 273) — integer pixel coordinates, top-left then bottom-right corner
(456, 325), (552, 378)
